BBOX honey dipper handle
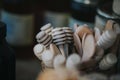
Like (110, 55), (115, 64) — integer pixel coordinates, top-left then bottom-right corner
(59, 45), (66, 58)
(64, 44), (69, 58)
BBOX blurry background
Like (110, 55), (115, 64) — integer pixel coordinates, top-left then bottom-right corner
(0, 0), (119, 80)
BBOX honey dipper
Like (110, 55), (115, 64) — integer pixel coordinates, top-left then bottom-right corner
(36, 31), (52, 48)
(97, 30), (117, 49)
(52, 28), (66, 57)
(63, 27), (73, 57)
(66, 53), (81, 70)
(40, 23), (53, 35)
(33, 43), (46, 60)
(99, 53), (117, 70)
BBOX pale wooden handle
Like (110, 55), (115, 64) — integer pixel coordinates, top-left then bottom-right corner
(59, 45), (66, 58)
